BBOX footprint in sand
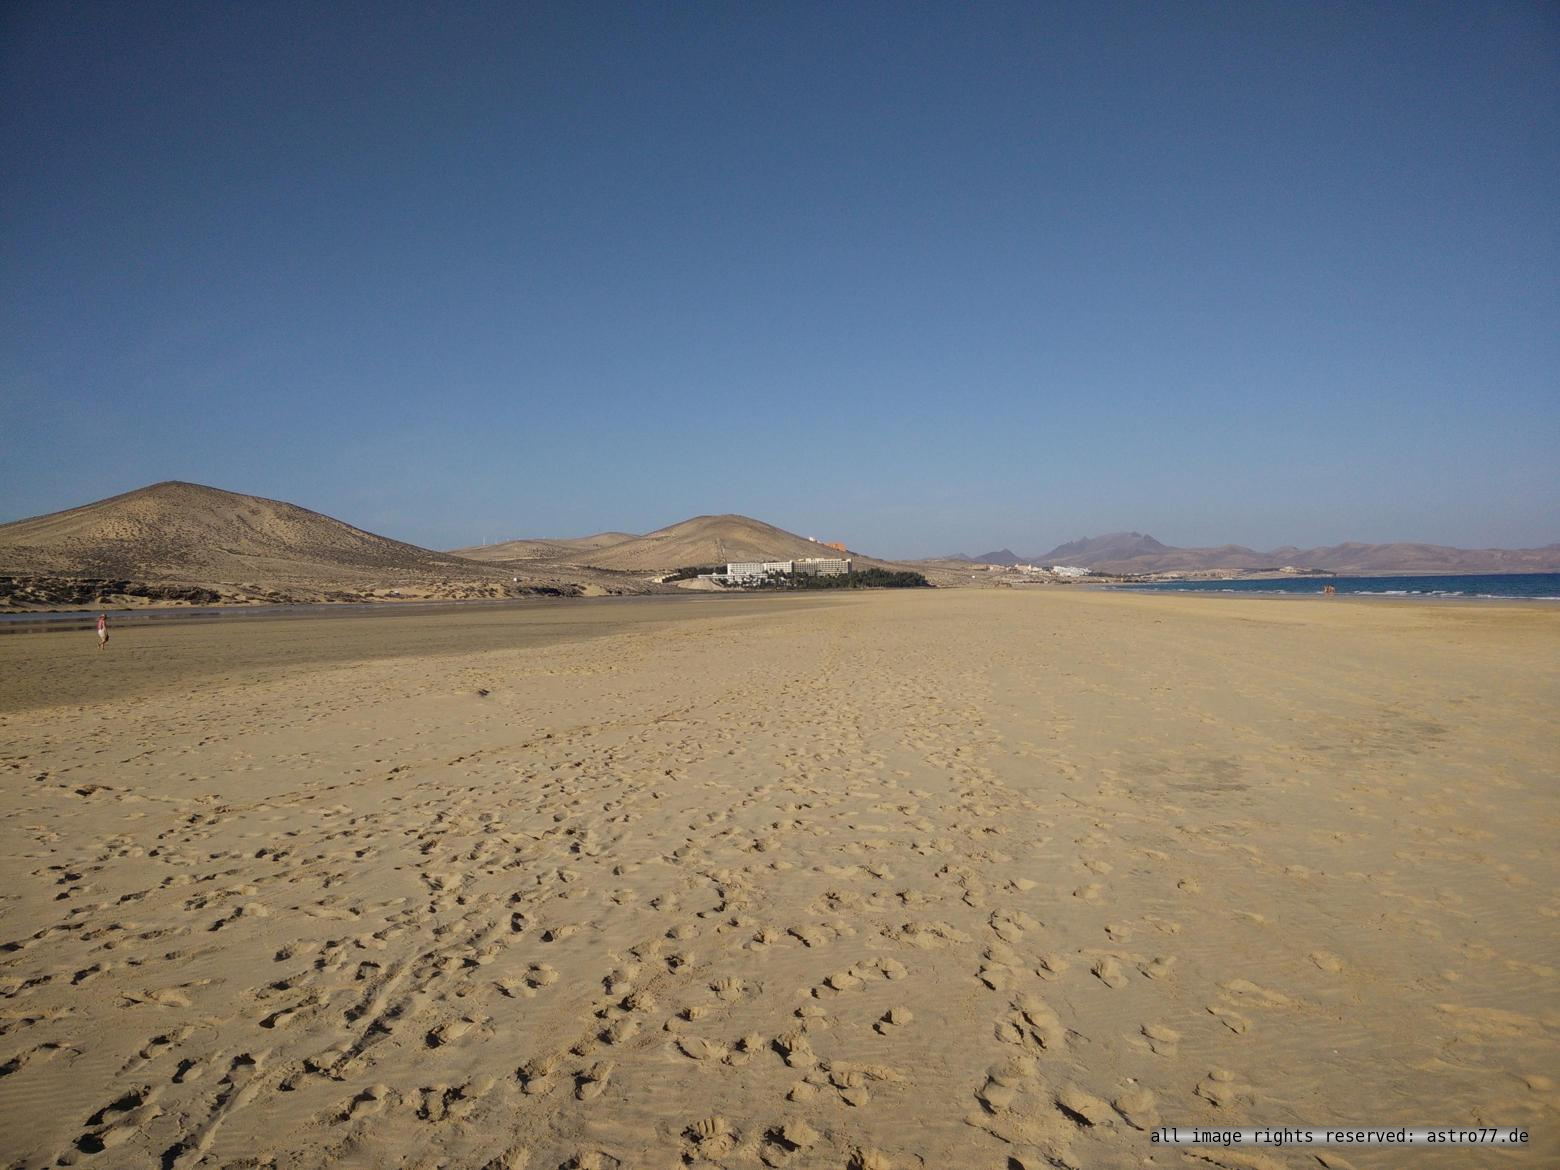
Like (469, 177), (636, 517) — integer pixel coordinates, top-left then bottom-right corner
(723, 1033), (765, 1068)
(1055, 1084), (1116, 1129)
(1034, 954), (1069, 980)
(979, 961), (1016, 991)
(1310, 950), (1345, 973)
(524, 963), (559, 989)
(1195, 1068), (1254, 1108)
(1113, 1085), (1159, 1130)
(978, 1053), (1038, 1104)
(787, 1077), (823, 1102)
(848, 1147), (892, 1170)
(448, 1074), (497, 1120)
(774, 1028), (818, 1069)
(76, 1084), (164, 1153)
(1010, 993), (1066, 1049)
(1434, 1002), (1540, 1040)
(822, 969), (863, 993)
(683, 1116), (738, 1159)
(759, 1120), (818, 1166)
(601, 1016), (641, 1045)
(575, 1060), (614, 1100)
(427, 1018), (476, 1047)
(1207, 1003), (1253, 1034)
(1219, 978), (1291, 1007)
(342, 1082), (392, 1120)
(676, 1036), (728, 1062)
(830, 1067), (872, 1107)
(518, 1054), (559, 1095)
(1140, 1022), (1180, 1056)
(711, 976), (745, 1002)
(989, 909), (1038, 941)
(560, 1148), (621, 1169)
(1091, 957), (1128, 989)
(787, 924), (829, 948)
(877, 956), (908, 981)
(603, 966), (638, 995)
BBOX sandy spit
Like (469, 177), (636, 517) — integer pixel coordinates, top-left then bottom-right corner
(1, 589), (1555, 1169)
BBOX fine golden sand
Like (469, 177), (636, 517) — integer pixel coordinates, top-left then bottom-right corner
(1, 590), (1555, 1169)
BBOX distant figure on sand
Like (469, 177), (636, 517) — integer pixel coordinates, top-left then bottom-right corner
(96, 614), (109, 649)
(1323, 584), (1337, 596)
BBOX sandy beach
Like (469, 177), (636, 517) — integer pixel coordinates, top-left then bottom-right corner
(1, 589), (1555, 1169)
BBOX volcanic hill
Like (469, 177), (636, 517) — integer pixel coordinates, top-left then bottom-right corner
(561, 514), (859, 571)
(452, 532), (638, 563)
(0, 482), (631, 607)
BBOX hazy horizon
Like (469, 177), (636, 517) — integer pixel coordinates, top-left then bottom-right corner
(3, 477), (1557, 566)
(4, 2), (1557, 558)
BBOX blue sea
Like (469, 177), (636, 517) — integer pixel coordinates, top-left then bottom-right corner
(1123, 572), (1560, 601)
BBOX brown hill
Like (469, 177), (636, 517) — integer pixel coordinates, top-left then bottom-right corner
(452, 533), (637, 563)
(970, 549), (1024, 566)
(574, 514), (862, 572)
(571, 531), (640, 549)
(1039, 532), (1177, 565)
(0, 481), (497, 588)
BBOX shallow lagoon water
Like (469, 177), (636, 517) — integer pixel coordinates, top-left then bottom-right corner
(1124, 571), (1560, 601)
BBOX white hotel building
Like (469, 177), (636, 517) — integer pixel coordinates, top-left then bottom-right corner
(720, 558), (852, 584)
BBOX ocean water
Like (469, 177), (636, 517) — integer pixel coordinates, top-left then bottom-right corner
(1124, 572), (1560, 600)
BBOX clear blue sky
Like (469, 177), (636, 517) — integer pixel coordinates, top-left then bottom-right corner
(3, 1), (1556, 557)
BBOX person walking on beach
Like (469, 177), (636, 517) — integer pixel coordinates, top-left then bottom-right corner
(96, 613), (109, 650)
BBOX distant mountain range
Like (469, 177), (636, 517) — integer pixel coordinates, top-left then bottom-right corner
(6, 484), (1553, 611)
(946, 531), (1560, 574)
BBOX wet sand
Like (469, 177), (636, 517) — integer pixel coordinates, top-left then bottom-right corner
(0, 593), (846, 712)
(0, 589), (1555, 1168)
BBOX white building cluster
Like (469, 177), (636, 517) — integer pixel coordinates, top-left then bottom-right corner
(717, 557), (852, 585)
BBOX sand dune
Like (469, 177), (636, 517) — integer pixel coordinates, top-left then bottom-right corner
(0, 590), (1554, 1168)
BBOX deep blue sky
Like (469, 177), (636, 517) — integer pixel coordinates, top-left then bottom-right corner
(3, 2), (1556, 557)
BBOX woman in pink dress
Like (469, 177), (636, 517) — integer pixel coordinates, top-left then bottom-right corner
(96, 614), (108, 649)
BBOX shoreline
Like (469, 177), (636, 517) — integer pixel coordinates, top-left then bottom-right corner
(1104, 585), (1560, 606)
(8, 572), (1555, 629)
(0, 591), (853, 713)
(0, 588), (791, 633)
